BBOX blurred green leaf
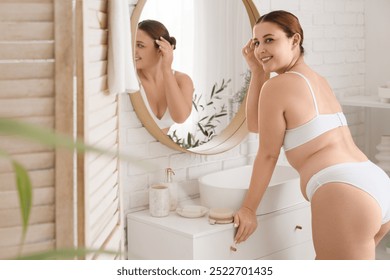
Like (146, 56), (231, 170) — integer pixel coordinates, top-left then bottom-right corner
(0, 149), (32, 245)
(16, 248), (118, 260)
(0, 118), (151, 259)
(13, 161), (32, 242)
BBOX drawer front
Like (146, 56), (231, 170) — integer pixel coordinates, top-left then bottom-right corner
(194, 205), (312, 259)
(128, 219), (194, 260)
(259, 240), (316, 260)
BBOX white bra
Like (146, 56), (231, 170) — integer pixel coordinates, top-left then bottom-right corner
(283, 71), (348, 151)
(140, 87), (175, 129)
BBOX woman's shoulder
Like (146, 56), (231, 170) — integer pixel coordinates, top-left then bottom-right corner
(268, 71), (308, 84)
(263, 71), (317, 93)
(262, 73), (299, 93)
(173, 70), (194, 86)
(173, 70), (190, 78)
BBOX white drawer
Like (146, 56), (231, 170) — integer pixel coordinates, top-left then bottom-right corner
(194, 204), (312, 259)
(258, 240), (316, 260)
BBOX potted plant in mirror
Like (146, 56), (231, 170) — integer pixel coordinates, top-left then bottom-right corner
(169, 78), (231, 149)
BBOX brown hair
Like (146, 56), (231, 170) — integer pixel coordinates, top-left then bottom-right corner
(138, 20), (176, 50)
(257, 10), (304, 55)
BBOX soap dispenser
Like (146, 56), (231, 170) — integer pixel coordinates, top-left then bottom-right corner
(165, 167), (178, 211)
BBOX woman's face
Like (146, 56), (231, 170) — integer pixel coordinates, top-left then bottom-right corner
(135, 29), (160, 70)
(252, 22), (297, 74)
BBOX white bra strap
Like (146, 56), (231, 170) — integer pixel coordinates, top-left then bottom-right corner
(286, 71), (319, 115)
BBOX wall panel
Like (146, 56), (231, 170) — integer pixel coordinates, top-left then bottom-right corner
(0, 0), (74, 259)
(76, 0), (123, 260)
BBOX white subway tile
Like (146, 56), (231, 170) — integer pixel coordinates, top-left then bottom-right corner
(253, 0), (270, 13)
(335, 13), (357, 25)
(246, 140), (259, 155)
(187, 162), (222, 180)
(222, 157), (249, 170)
(177, 179), (199, 201)
(127, 127), (155, 144)
(300, 0), (324, 12)
(345, 0), (364, 13)
(124, 173), (148, 192)
(296, 14), (313, 28)
(128, 190), (149, 209)
(123, 143), (148, 158)
(271, 0), (299, 11)
(346, 26), (364, 38)
(128, 156), (169, 176)
(357, 13), (364, 25)
(304, 26), (325, 39)
(169, 152), (198, 170)
(346, 51), (364, 63)
(306, 52), (324, 65)
(313, 13), (334, 25)
(356, 39), (365, 50)
(324, 27), (346, 38)
(120, 111), (142, 128)
(313, 39), (336, 51)
(148, 141), (177, 157)
(323, 52), (345, 64)
(324, 0), (345, 12)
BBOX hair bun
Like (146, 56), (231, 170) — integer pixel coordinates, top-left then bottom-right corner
(169, 36), (177, 49)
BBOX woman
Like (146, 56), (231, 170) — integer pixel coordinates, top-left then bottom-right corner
(233, 10), (390, 259)
(135, 20), (194, 133)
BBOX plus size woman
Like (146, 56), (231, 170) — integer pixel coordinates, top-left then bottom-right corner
(233, 10), (390, 260)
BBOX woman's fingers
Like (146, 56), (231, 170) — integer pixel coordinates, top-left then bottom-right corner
(233, 208), (257, 244)
(243, 38), (256, 55)
(242, 39), (252, 55)
(156, 37), (174, 51)
(155, 38), (174, 69)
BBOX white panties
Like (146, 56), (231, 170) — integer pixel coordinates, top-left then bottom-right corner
(306, 161), (390, 224)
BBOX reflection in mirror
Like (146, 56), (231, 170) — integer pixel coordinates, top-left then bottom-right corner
(135, 19), (195, 135)
(136, 0), (252, 149)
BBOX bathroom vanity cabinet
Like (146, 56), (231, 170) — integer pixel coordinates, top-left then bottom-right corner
(127, 201), (315, 260)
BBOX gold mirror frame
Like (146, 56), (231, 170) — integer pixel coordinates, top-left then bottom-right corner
(129, 0), (260, 154)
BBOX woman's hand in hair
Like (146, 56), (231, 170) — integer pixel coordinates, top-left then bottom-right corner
(156, 37), (174, 70)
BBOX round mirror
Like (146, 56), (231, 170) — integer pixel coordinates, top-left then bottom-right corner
(130, 0), (260, 154)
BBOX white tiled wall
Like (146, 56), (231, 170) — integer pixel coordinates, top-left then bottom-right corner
(121, 0), (366, 215)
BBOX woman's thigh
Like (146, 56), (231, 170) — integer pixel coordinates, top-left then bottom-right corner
(311, 182), (382, 260)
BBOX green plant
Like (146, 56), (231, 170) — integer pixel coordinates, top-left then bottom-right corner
(0, 148), (32, 255)
(169, 78), (231, 148)
(232, 69), (251, 105)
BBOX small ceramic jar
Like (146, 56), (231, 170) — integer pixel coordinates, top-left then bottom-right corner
(149, 185), (170, 217)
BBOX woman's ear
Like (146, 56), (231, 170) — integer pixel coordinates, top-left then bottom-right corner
(292, 33), (301, 47)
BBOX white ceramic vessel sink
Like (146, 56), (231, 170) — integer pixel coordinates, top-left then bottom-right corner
(199, 165), (305, 215)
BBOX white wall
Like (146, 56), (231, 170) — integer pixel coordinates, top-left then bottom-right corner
(365, 0), (390, 158)
(365, 0), (390, 96)
(121, 0), (368, 219)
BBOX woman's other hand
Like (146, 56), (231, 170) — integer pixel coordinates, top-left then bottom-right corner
(233, 206), (258, 244)
(156, 37), (174, 70)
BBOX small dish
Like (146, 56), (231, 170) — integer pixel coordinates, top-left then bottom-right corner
(176, 205), (208, 218)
